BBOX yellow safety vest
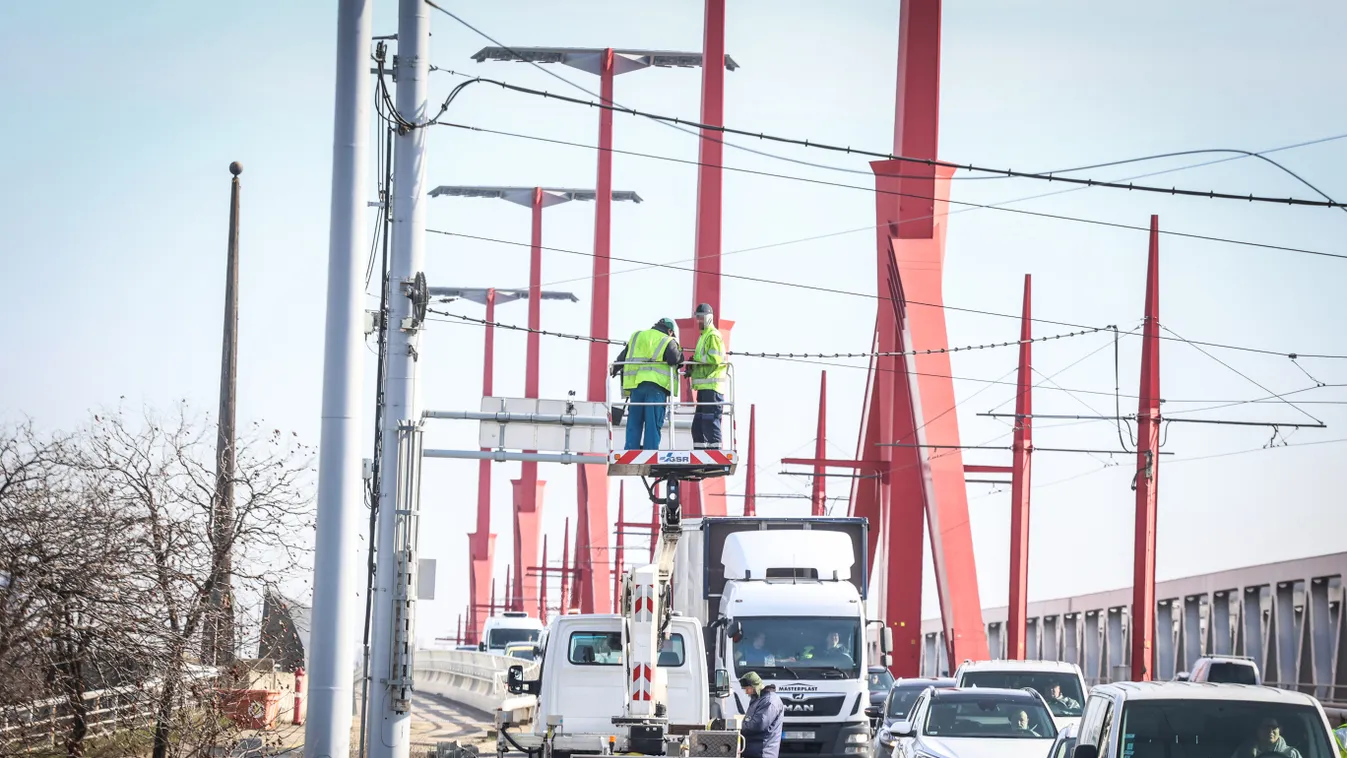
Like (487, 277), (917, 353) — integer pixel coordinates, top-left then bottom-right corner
(622, 329), (678, 396)
(690, 327), (727, 391)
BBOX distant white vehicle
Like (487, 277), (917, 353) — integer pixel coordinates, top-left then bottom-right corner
(480, 611), (543, 655)
(954, 659), (1088, 731)
(1175, 654), (1261, 685)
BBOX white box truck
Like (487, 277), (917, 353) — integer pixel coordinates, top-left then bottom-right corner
(672, 517), (886, 758)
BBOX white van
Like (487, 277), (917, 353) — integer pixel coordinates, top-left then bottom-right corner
(480, 611), (544, 655)
(954, 659), (1088, 731)
(527, 614), (711, 753)
(1071, 682), (1338, 758)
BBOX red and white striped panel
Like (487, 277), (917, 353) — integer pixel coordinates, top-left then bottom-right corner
(633, 584), (654, 622)
(630, 664), (653, 701)
(609, 449), (734, 466)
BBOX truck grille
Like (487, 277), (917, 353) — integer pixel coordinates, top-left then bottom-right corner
(780, 695), (848, 717)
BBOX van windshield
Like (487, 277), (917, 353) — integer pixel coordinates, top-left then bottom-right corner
(489, 628), (541, 648)
(959, 671), (1084, 717)
(733, 617), (861, 680)
(1119, 701), (1332, 758)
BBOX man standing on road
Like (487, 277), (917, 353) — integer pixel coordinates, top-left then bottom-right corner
(611, 318), (682, 450)
(688, 303), (728, 449)
(740, 672), (783, 758)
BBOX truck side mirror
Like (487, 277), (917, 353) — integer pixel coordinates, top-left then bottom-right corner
(1073, 745), (1099, 758)
(727, 620), (743, 643)
(506, 665), (526, 694)
(478, 641), (487, 652)
(882, 654), (893, 667)
(881, 628), (894, 653)
(711, 668), (732, 699)
(864, 706), (882, 720)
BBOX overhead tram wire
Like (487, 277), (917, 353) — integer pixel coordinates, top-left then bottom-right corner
(422, 0), (1347, 207)
(435, 121), (1347, 264)
(426, 228), (1347, 361)
(522, 129), (1347, 291)
(423, 307), (1108, 359)
(420, 73), (1347, 209)
(431, 61), (1347, 196)
(422, 310), (1129, 400)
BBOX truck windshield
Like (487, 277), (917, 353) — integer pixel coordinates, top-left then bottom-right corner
(1118, 701), (1332, 758)
(489, 628), (540, 648)
(734, 617), (860, 679)
(959, 671), (1084, 717)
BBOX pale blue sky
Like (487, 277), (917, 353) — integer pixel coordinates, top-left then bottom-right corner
(2, 1), (1345, 645)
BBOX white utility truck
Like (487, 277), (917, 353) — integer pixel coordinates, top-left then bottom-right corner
(673, 517), (889, 758)
(481, 611), (545, 655)
(503, 479), (737, 758)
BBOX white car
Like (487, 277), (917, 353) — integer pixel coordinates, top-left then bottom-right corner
(891, 686), (1059, 758)
(1069, 681), (1338, 758)
(954, 659), (1087, 731)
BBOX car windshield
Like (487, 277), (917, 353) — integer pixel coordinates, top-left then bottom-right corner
(870, 669), (895, 692)
(960, 671), (1084, 717)
(1119, 701), (1333, 758)
(489, 628), (541, 648)
(1206, 662), (1258, 685)
(887, 688), (923, 719)
(508, 648), (536, 660)
(924, 696), (1057, 739)
(733, 617), (861, 680)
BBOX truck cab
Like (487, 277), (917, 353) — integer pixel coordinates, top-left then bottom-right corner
(675, 517), (880, 758)
(525, 614), (711, 755)
(481, 611), (544, 655)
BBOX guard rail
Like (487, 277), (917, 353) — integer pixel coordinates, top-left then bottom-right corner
(414, 649), (539, 723)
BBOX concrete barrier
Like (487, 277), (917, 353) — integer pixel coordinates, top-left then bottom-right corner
(414, 650), (539, 721)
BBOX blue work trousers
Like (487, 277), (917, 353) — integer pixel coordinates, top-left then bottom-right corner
(624, 382), (670, 450)
(692, 390), (724, 448)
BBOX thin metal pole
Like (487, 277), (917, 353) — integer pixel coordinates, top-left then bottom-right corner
(614, 485), (625, 613)
(1007, 274), (1033, 660)
(367, 0), (428, 754)
(560, 518), (571, 614)
(306, 0), (371, 754)
(812, 372), (827, 516)
(744, 404), (756, 516)
(206, 162), (242, 667)
(1131, 216), (1162, 681)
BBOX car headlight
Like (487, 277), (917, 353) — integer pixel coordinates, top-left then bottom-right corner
(846, 733), (870, 745)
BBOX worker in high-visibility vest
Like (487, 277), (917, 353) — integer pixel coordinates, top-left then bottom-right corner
(610, 318), (682, 450)
(688, 303), (728, 449)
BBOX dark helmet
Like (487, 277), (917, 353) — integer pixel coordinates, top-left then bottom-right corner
(695, 303), (714, 317)
(654, 318), (676, 334)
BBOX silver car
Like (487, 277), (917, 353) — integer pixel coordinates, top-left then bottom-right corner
(891, 687), (1058, 758)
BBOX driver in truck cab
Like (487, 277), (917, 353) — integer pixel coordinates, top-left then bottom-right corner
(739, 672), (784, 758)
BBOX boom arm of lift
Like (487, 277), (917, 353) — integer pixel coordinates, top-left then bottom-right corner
(619, 476), (685, 725)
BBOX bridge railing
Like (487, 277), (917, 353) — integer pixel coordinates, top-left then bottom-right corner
(413, 649), (540, 721)
(0, 667), (218, 751)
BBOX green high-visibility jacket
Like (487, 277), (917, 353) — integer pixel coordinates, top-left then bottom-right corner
(690, 326), (727, 391)
(621, 329), (679, 396)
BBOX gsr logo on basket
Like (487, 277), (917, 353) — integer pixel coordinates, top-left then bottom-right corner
(658, 452), (691, 464)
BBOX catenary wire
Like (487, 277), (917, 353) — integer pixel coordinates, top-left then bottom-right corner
(419, 0), (1347, 209)
(426, 228), (1347, 361)
(419, 73), (1347, 209)
(431, 61), (1347, 197)
(423, 308), (1108, 358)
(435, 120), (1347, 264)
(520, 130), (1347, 291)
